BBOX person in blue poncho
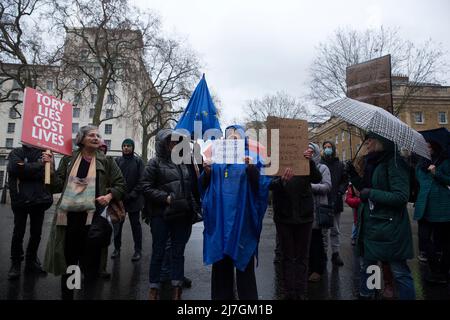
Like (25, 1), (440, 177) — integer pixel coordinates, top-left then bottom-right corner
(200, 125), (271, 300)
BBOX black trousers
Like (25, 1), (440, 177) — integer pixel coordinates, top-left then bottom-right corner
(275, 222), (312, 297)
(211, 256), (258, 300)
(428, 222), (450, 275)
(113, 210), (142, 252)
(61, 212), (102, 299)
(10, 205), (46, 263)
(309, 228), (326, 275)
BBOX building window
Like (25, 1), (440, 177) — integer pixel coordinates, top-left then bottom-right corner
(46, 80), (54, 90)
(438, 112), (448, 124)
(342, 149), (346, 162)
(94, 67), (101, 77)
(6, 138), (13, 148)
(341, 131), (345, 142)
(73, 93), (81, 105)
(335, 134), (339, 145)
(7, 123), (15, 133)
(89, 108), (95, 118)
(414, 112), (424, 124)
(9, 107), (18, 118)
(104, 124), (112, 135)
(73, 107), (80, 118)
(72, 138), (77, 150)
(106, 94), (115, 104)
(12, 80), (20, 89)
(91, 94), (97, 104)
(72, 123), (79, 134)
(104, 140), (111, 150)
(105, 109), (113, 119)
(0, 156), (7, 166)
(108, 81), (116, 90)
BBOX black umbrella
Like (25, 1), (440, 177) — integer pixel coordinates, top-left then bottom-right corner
(419, 127), (450, 158)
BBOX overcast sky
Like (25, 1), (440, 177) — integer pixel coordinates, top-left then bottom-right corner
(135, 0), (450, 128)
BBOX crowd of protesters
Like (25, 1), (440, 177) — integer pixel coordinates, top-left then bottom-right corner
(5, 124), (450, 300)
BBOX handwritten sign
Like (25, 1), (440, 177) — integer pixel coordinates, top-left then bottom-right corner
(266, 116), (309, 176)
(21, 87), (73, 155)
(211, 139), (245, 164)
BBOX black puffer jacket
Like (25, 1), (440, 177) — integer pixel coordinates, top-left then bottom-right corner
(321, 141), (348, 213)
(142, 129), (197, 221)
(271, 160), (322, 224)
(115, 154), (145, 212)
(7, 146), (53, 210)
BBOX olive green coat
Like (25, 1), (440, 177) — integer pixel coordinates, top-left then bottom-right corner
(43, 150), (125, 276)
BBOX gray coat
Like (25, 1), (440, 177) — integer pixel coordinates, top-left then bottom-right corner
(311, 163), (332, 229)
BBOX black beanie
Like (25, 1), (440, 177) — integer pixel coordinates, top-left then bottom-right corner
(122, 138), (135, 150)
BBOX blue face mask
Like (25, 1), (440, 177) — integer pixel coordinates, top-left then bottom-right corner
(324, 147), (333, 156)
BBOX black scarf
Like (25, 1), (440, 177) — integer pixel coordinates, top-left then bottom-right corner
(362, 151), (384, 188)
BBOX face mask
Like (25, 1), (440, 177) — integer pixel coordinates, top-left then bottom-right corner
(324, 147), (333, 156)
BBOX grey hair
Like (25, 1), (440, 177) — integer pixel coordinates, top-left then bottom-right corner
(75, 125), (99, 148)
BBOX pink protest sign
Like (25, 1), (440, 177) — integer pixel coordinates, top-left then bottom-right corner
(21, 87), (73, 155)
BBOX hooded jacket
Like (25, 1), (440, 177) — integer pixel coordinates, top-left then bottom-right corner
(142, 129), (197, 221)
(309, 143), (332, 229)
(321, 141), (347, 213)
(200, 125), (271, 271)
(115, 139), (145, 212)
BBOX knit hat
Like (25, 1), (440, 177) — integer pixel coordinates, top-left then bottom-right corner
(122, 138), (135, 151)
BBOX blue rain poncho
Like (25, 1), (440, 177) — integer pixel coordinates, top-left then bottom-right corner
(201, 125), (271, 271)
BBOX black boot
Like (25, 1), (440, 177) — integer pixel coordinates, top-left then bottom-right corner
(25, 258), (47, 275)
(331, 252), (344, 267)
(8, 261), (21, 280)
(182, 276), (192, 288)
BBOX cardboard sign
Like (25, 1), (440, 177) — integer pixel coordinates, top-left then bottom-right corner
(21, 87), (73, 155)
(266, 116), (310, 176)
(346, 55), (393, 112)
(211, 139), (245, 164)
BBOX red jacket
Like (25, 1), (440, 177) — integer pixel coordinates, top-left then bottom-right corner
(345, 185), (360, 224)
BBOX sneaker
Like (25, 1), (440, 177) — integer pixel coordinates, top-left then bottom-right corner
(111, 249), (120, 259)
(308, 272), (322, 282)
(8, 262), (21, 280)
(331, 252), (344, 267)
(131, 251), (141, 262)
(24, 259), (47, 275)
(417, 252), (428, 263)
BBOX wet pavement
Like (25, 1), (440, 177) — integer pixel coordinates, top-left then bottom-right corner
(1, 203), (449, 300)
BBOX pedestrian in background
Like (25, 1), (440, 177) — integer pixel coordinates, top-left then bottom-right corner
(321, 141), (347, 267)
(308, 142), (331, 283)
(111, 138), (144, 262)
(414, 139), (450, 285)
(7, 144), (53, 280)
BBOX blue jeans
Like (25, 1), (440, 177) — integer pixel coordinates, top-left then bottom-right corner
(149, 215), (192, 288)
(359, 258), (416, 300)
(351, 223), (358, 240)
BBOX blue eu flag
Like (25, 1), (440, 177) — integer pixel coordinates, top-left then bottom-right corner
(175, 74), (222, 137)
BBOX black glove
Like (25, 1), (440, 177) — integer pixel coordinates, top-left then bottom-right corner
(345, 160), (358, 178)
(360, 188), (371, 201)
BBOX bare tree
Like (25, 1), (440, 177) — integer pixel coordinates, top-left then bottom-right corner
(50, 0), (160, 125)
(127, 35), (202, 162)
(309, 26), (448, 115)
(0, 0), (63, 116)
(244, 91), (308, 129)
